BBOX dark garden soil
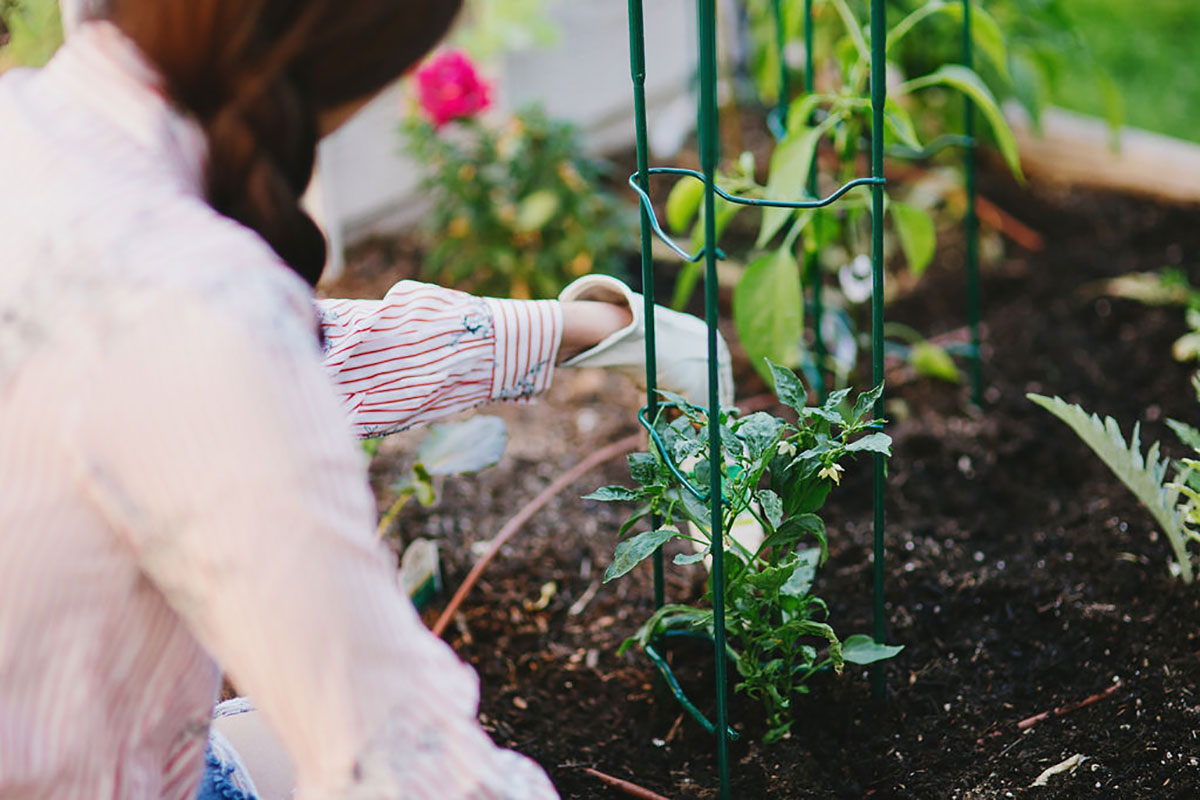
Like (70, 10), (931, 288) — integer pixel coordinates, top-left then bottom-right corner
(327, 171), (1200, 799)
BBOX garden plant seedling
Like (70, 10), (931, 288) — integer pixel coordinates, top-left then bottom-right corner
(1030, 383), (1200, 583)
(588, 362), (902, 742)
(665, 0), (1024, 392)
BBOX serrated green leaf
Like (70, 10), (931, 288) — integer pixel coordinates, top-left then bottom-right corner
(841, 634), (904, 665)
(735, 249), (804, 381)
(890, 202), (936, 277)
(604, 528), (679, 583)
(1029, 393), (1193, 582)
(1169, 418), (1200, 455)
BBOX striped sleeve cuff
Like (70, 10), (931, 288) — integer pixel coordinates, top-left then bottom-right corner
(481, 298), (563, 402)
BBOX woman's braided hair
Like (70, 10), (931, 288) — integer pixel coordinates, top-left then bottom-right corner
(106, 0), (462, 286)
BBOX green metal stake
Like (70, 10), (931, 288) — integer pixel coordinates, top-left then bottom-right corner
(869, 0), (888, 701)
(697, 0), (731, 795)
(626, 0), (665, 611)
(771, 0), (789, 123)
(803, 0), (826, 402)
(962, 0), (983, 407)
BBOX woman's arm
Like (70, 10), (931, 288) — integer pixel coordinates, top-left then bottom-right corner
(318, 281), (630, 437)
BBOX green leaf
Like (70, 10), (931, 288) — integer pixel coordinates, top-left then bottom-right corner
(827, 0), (869, 63)
(411, 463), (436, 507)
(767, 359), (808, 412)
(1028, 394), (1194, 583)
(841, 634), (904, 665)
(689, 194), (744, 254)
(670, 261), (703, 311)
(883, 99), (922, 149)
(847, 382), (885, 428)
(757, 489), (784, 529)
(890, 202), (936, 277)
(910, 341), (962, 383)
(897, 65), (1024, 181)
(416, 416), (508, 475)
(885, 1), (950, 55)
(513, 189), (560, 232)
(780, 548), (821, 597)
(761, 514), (828, 563)
(583, 486), (641, 502)
(1168, 419), (1200, 455)
(604, 528), (679, 583)
(628, 452), (660, 486)
(739, 412), (786, 460)
(665, 175), (705, 234)
(845, 432), (893, 456)
(757, 125), (824, 247)
(674, 551), (709, 566)
(735, 249), (804, 380)
(943, 3), (1010, 83)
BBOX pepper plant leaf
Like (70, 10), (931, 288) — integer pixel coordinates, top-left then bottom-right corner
(583, 486), (641, 502)
(605, 528), (679, 583)
(889, 202), (936, 277)
(842, 634), (905, 665)
(897, 64), (1024, 180)
(735, 249), (804, 382)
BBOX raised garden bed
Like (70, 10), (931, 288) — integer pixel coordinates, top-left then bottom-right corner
(327, 169), (1200, 799)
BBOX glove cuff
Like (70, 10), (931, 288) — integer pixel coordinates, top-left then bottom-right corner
(557, 275), (644, 368)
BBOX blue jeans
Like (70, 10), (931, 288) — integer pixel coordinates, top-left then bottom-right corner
(195, 699), (260, 800)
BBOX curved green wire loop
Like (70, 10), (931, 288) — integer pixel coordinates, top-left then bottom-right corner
(644, 635), (740, 741)
(636, 404), (732, 506)
(886, 133), (975, 161)
(625, 170), (885, 264)
(625, 176), (725, 263)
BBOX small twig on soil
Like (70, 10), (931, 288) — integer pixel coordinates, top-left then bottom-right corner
(582, 767), (673, 800)
(1017, 679), (1123, 730)
(567, 580), (602, 617)
(432, 433), (642, 638)
(975, 195), (1045, 252)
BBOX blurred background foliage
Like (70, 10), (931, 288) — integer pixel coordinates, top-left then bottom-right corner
(4, 0), (1199, 140)
(1049, 0), (1200, 143)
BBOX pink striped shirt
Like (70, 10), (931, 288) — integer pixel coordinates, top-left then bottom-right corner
(0, 22), (560, 800)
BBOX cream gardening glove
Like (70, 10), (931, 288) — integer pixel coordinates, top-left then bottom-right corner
(558, 275), (734, 409)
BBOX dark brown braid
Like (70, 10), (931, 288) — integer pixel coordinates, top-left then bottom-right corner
(105, 0), (463, 287)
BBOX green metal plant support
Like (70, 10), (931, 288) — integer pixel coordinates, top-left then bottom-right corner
(620, 0), (995, 793)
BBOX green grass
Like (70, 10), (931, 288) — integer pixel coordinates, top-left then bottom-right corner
(1052, 0), (1200, 142)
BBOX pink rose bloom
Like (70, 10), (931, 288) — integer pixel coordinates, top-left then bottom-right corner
(415, 50), (492, 128)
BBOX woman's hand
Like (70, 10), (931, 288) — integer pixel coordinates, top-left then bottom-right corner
(557, 275), (734, 409)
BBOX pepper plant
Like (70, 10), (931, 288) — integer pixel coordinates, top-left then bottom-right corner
(668, 0), (1023, 386)
(587, 362), (901, 741)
